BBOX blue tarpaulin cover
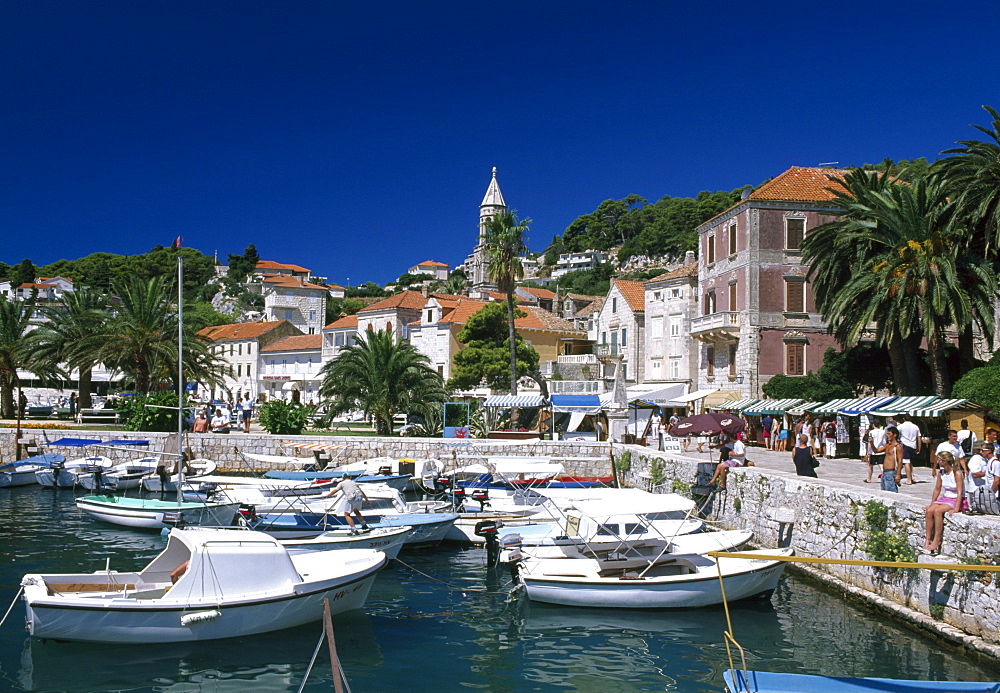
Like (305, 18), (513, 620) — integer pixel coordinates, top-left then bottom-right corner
(45, 438), (101, 447)
(549, 395), (602, 414)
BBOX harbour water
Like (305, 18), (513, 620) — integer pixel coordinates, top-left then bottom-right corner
(0, 487), (997, 692)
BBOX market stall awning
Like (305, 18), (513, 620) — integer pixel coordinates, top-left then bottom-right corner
(809, 398), (855, 414)
(550, 394), (602, 414)
(745, 399), (803, 415)
(483, 394), (546, 408)
(624, 383), (688, 407)
(673, 388), (721, 403)
(908, 398), (971, 417)
(703, 390), (742, 409)
(713, 398), (760, 412)
(787, 401), (825, 415)
(838, 396), (898, 416)
(868, 395), (938, 417)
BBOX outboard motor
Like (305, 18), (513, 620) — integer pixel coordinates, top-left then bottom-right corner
(500, 533), (523, 582)
(378, 465), (393, 476)
(475, 519), (503, 567)
(471, 488), (490, 511)
(197, 482), (219, 501)
(451, 486), (467, 508)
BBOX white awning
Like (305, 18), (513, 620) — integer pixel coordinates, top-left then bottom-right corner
(673, 388), (720, 403)
(625, 382), (688, 407)
(483, 394), (546, 408)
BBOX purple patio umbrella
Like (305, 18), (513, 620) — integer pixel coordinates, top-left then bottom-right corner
(669, 412), (745, 438)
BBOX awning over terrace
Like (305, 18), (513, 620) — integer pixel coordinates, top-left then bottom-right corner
(549, 394), (602, 414)
(787, 401), (825, 415)
(673, 388), (721, 403)
(483, 394), (547, 408)
(744, 399), (804, 416)
(809, 398), (855, 414)
(870, 396), (978, 418)
(714, 398), (760, 412)
(838, 396), (898, 416)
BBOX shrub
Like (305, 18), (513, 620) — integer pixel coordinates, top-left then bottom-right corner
(257, 400), (311, 435)
(614, 450), (632, 472)
(119, 391), (184, 432)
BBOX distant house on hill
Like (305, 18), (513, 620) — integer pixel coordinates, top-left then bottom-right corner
(407, 260), (449, 281)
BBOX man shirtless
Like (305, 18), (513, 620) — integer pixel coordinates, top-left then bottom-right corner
(878, 426), (903, 492)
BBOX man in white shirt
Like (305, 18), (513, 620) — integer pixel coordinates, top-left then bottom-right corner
(968, 443), (996, 514)
(935, 430), (966, 475)
(956, 420), (977, 458)
(896, 415), (922, 485)
(865, 420), (886, 484)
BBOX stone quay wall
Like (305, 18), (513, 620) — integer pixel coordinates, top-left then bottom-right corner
(617, 446), (1000, 660)
(5, 428), (1000, 659)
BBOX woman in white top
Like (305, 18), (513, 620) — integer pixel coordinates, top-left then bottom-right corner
(923, 450), (966, 554)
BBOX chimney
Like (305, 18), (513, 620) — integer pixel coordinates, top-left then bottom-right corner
(684, 250), (696, 265)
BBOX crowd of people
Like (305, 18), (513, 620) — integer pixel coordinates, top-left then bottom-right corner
(190, 395), (256, 434)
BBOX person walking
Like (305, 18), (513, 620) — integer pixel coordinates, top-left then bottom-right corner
(822, 418), (837, 459)
(896, 414), (922, 484)
(865, 419), (886, 484)
(936, 430), (967, 476)
(761, 414), (773, 450)
(775, 418), (789, 452)
(878, 426), (903, 492)
(923, 450), (966, 554)
(792, 434), (818, 477)
(243, 398), (254, 433)
(321, 473), (371, 534)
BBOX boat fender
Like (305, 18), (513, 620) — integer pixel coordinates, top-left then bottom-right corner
(180, 609), (221, 626)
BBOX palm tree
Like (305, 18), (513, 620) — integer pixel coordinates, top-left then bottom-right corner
(0, 297), (53, 418)
(484, 209), (530, 395)
(96, 275), (224, 394)
(805, 170), (993, 395)
(317, 328), (446, 435)
(30, 287), (109, 408)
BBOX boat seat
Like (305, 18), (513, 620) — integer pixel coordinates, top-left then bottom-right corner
(46, 582), (136, 595)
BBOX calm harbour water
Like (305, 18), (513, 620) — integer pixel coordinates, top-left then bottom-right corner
(0, 487), (997, 692)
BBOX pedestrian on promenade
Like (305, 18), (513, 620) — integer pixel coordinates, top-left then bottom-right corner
(761, 414), (773, 450)
(923, 450), (966, 554)
(822, 418), (837, 459)
(896, 414), (922, 484)
(775, 418), (789, 452)
(69, 392), (77, 418)
(192, 410), (209, 433)
(967, 442), (995, 514)
(657, 417), (667, 451)
(878, 426), (903, 492)
(936, 430), (966, 477)
(865, 419), (886, 484)
(957, 420), (977, 457)
(792, 434), (818, 477)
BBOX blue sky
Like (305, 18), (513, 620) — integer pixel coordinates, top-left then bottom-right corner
(2, 1), (997, 286)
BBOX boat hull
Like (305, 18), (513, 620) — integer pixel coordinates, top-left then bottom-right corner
(23, 556), (385, 643)
(281, 526), (411, 559)
(76, 496), (239, 530)
(0, 467), (44, 487)
(723, 669), (1000, 693)
(520, 550), (789, 609)
(251, 511), (456, 547)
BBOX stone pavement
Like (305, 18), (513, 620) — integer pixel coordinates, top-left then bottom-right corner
(667, 441), (941, 505)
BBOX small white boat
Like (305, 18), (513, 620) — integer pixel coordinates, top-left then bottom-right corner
(277, 525), (412, 559)
(140, 458), (217, 493)
(21, 528), (387, 643)
(78, 457), (161, 491)
(36, 456), (115, 489)
(75, 495), (240, 530)
(513, 547), (792, 608)
(0, 454), (64, 487)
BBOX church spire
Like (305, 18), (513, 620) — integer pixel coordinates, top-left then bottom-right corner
(480, 166), (506, 208)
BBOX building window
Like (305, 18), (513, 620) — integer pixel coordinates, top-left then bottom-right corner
(669, 357), (680, 379)
(785, 280), (806, 313)
(706, 346), (715, 377)
(427, 310), (433, 322)
(601, 331), (606, 345)
(653, 291), (661, 301)
(284, 309), (293, 320)
(707, 233), (716, 264)
(309, 327), (315, 334)
(238, 344), (242, 356)
(237, 364), (241, 377)
(786, 218), (805, 250)
(247, 343), (252, 354)
(729, 282), (737, 311)
(729, 344), (737, 377)
(309, 310), (316, 321)
(704, 291), (716, 315)
(651, 316), (663, 340)
(786, 343), (805, 375)
(669, 316), (681, 337)
(335, 333), (344, 346)
(246, 364), (251, 379)
(670, 288), (680, 298)
(437, 365), (444, 376)
(612, 297), (618, 313)
(729, 223), (737, 256)
(621, 329), (627, 347)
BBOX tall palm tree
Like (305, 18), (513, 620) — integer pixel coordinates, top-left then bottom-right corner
(0, 297), (54, 418)
(317, 328), (446, 435)
(805, 170), (993, 395)
(30, 287), (109, 408)
(484, 209), (530, 395)
(95, 276), (224, 393)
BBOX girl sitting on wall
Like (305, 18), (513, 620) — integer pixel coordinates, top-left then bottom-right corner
(923, 450), (967, 555)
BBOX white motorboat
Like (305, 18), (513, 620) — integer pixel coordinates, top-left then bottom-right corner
(21, 528), (387, 643)
(140, 458), (217, 493)
(36, 456), (115, 489)
(78, 456), (161, 491)
(276, 525), (412, 559)
(512, 547), (792, 609)
(0, 454), (64, 487)
(75, 495), (241, 530)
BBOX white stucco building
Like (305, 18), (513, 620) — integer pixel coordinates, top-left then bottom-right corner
(260, 334), (324, 403)
(643, 262), (699, 386)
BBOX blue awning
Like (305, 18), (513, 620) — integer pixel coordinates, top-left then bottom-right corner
(550, 394), (602, 414)
(44, 438), (102, 447)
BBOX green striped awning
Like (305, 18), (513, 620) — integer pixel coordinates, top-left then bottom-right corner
(868, 396), (938, 417)
(714, 398), (759, 412)
(746, 399), (804, 415)
(908, 398), (969, 417)
(839, 396), (898, 416)
(809, 398), (854, 414)
(787, 401), (825, 415)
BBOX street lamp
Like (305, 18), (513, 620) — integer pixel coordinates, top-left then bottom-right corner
(734, 374), (745, 384)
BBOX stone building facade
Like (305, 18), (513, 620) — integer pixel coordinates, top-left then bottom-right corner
(643, 261), (699, 387)
(260, 334), (323, 403)
(260, 275), (328, 335)
(692, 166), (846, 397)
(197, 320), (303, 401)
(592, 279), (645, 385)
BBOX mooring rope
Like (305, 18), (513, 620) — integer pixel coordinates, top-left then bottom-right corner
(393, 556), (484, 592)
(0, 586), (24, 631)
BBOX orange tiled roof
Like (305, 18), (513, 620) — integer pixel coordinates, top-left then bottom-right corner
(643, 262), (698, 285)
(520, 286), (555, 300)
(326, 283), (345, 290)
(262, 275), (328, 291)
(359, 290), (427, 313)
(613, 279), (645, 312)
(198, 321), (290, 342)
(415, 260), (448, 267)
(324, 314), (359, 330)
(517, 306), (584, 334)
(574, 296), (605, 317)
(261, 334), (322, 352)
(747, 166), (848, 202)
(257, 260), (310, 273)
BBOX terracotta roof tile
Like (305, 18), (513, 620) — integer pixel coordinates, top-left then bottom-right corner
(614, 279), (646, 312)
(257, 260), (310, 273)
(198, 321), (290, 342)
(747, 166), (848, 202)
(573, 296), (605, 317)
(261, 334), (322, 352)
(520, 286), (555, 300)
(358, 290), (427, 312)
(415, 260), (448, 267)
(323, 314), (358, 330)
(643, 262), (698, 285)
(517, 306), (585, 334)
(262, 276), (328, 291)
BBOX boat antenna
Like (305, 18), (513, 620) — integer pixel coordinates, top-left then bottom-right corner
(177, 255), (184, 505)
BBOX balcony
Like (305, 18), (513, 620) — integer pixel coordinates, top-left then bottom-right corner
(690, 312), (741, 342)
(594, 344), (622, 359)
(557, 354), (599, 365)
(549, 380), (602, 394)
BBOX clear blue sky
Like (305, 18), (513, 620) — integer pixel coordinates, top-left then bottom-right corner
(2, 1), (997, 286)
